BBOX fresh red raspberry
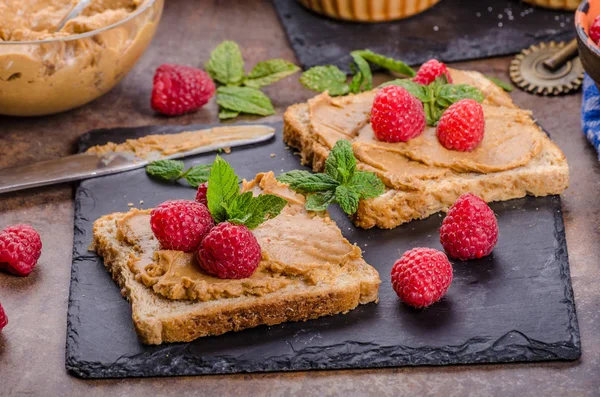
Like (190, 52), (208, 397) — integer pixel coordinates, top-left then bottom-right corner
(413, 59), (453, 85)
(0, 303), (7, 331)
(151, 64), (216, 116)
(371, 86), (426, 143)
(440, 193), (498, 260)
(150, 200), (214, 252)
(590, 16), (600, 45)
(197, 222), (261, 279)
(195, 183), (208, 206)
(0, 224), (42, 277)
(436, 99), (485, 152)
(391, 247), (453, 309)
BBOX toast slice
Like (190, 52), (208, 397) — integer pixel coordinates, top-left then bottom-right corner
(92, 172), (380, 345)
(283, 68), (569, 229)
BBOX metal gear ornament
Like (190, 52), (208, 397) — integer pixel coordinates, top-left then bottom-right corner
(510, 40), (584, 96)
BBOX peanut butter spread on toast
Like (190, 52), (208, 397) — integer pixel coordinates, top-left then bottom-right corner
(114, 172), (365, 302)
(307, 68), (546, 190)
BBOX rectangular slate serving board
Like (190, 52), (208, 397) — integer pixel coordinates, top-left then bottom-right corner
(272, 0), (576, 71)
(66, 122), (580, 379)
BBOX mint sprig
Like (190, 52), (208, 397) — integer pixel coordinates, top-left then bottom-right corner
(206, 156), (286, 228)
(277, 140), (385, 215)
(205, 41), (245, 86)
(146, 160), (211, 188)
(206, 41), (300, 120)
(244, 59), (300, 89)
(381, 76), (485, 125)
(300, 66), (350, 96)
(300, 50), (416, 96)
(216, 86), (275, 117)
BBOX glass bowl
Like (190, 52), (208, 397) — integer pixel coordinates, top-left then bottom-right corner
(0, 0), (164, 117)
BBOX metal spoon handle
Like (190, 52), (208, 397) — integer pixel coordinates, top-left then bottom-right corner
(55, 0), (93, 32)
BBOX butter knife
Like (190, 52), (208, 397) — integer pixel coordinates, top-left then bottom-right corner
(0, 125), (275, 194)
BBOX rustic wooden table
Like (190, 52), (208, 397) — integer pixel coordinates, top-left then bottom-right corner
(1, 1), (599, 395)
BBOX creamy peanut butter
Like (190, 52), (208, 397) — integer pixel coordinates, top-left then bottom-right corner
(307, 68), (546, 190)
(1, 0), (145, 41)
(0, 0), (162, 116)
(115, 173), (363, 302)
(86, 125), (275, 159)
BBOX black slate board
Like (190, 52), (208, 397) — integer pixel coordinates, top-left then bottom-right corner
(66, 122), (580, 379)
(272, 0), (576, 71)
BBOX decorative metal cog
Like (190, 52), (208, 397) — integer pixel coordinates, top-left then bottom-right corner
(510, 41), (584, 96)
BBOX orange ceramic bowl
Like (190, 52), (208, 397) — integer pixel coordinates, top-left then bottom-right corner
(576, 0), (600, 88)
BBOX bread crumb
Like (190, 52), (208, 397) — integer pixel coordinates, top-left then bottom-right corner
(140, 200), (144, 205)
(270, 153), (276, 158)
(127, 203), (134, 207)
(223, 147), (232, 154)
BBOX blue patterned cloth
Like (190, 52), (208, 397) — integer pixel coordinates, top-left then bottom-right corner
(582, 74), (600, 159)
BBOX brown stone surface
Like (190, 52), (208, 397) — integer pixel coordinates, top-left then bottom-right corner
(0, 0), (598, 395)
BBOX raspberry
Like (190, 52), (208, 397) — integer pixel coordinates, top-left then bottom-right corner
(413, 59), (453, 85)
(0, 303), (7, 331)
(436, 99), (485, 152)
(590, 16), (600, 45)
(195, 183), (208, 206)
(391, 248), (453, 308)
(440, 193), (498, 260)
(151, 64), (216, 116)
(370, 86), (426, 143)
(0, 224), (42, 277)
(150, 200), (214, 252)
(197, 222), (261, 279)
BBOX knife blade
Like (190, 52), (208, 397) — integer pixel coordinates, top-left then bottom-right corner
(0, 125), (275, 194)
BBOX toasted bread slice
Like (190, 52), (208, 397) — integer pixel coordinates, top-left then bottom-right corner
(93, 173), (380, 344)
(283, 69), (569, 229)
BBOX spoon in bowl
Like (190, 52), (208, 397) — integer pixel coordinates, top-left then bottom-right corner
(55, 0), (93, 32)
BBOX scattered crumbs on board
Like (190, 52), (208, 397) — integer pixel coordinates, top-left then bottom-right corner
(270, 153), (276, 158)
(127, 203), (134, 207)
(140, 200), (144, 205)
(223, 147), (232, 154)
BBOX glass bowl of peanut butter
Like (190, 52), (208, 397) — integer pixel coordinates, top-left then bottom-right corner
(0, 0), (164, 116)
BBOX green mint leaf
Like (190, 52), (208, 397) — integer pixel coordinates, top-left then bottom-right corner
(348, 71), (364, 94)
(436, 84), (485, 108)
(244, 59), (300, 89)
(486, 75), (513, 92)
(300, 65), (349, 96)
(379, 79), (429, 102)
(205, 41), (245, 86)
(182, 164), (211, 187)
(207, 155), (240, 223)
(305, 190), (336, 212)
(325, 140), (356, 184)
(145, 160), (184, 181)
(222, 191), (254, 222)
(350, 52), (373, 92)
(242, 194), (287, 229)
(349, 171), (385, 200)
(277, 170), (339, 192)
(353, 50), (416, 77)
(219, 110), (240, 119)
(216, 86), (275, 116)
(335, 185), (360, 215)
